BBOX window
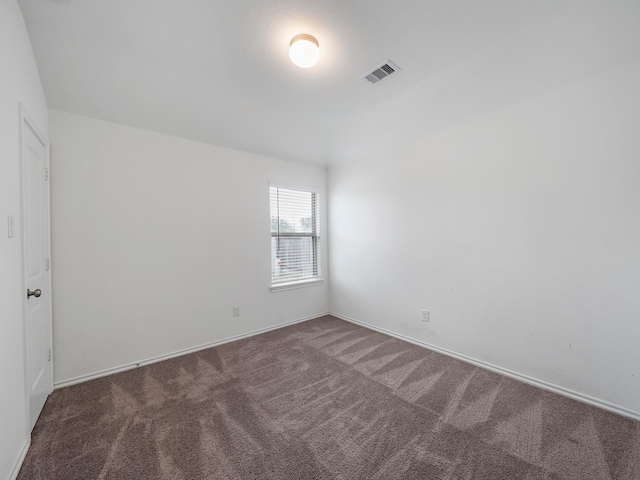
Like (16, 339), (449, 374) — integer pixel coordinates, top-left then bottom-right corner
(270, 185), (321, 289)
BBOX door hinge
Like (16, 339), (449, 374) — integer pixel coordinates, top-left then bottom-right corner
(45, 258), (50, 271)
(48, 348), (52, 362)
(44, 167), (49, 181)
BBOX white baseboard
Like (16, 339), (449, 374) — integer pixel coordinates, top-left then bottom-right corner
(331, 312), (640, 422)
(54, 312), (329, 389)
(10, 439), (30, 480)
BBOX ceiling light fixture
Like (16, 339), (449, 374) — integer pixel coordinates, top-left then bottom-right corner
(289, 34), (319, 68)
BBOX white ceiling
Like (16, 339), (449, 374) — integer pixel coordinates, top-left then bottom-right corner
(18, 0), (640, 166)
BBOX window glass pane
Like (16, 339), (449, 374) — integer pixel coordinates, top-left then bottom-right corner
(271, 237), (316, 283)
(270, 189), (314, 234)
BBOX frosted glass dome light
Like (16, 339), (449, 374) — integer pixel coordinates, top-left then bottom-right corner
(289, 34), (319, 68)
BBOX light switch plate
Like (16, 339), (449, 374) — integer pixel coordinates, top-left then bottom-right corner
(7, 215), (15, 238)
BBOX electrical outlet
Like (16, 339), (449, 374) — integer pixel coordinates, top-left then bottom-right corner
(421, 310), (430, 322)
(233, 306), (240, 317)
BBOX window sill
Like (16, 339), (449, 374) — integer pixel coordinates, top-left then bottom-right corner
(270, 278), (323, 293)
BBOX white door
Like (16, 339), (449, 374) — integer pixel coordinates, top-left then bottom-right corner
(22, 114), (53, 431)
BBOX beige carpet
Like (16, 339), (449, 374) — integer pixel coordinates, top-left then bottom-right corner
(19, 315), (640, 479)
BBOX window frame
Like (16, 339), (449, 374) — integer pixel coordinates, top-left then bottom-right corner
(269, 183), (323, 292)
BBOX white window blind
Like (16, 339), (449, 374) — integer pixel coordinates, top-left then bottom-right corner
(270, 186), (320, 286)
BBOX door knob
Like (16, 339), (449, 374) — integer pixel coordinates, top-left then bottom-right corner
(27, 288), (42, 299)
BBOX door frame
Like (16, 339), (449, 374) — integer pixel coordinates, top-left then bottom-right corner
(19, 102), (53, 433)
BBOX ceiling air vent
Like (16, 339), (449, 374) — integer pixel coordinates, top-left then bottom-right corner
(361, 60), (400, 85)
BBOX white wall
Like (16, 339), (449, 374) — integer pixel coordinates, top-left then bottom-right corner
(329, 60), (640, 417)
(0, 2), (49, 479)
(49, 109), (328, 385)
